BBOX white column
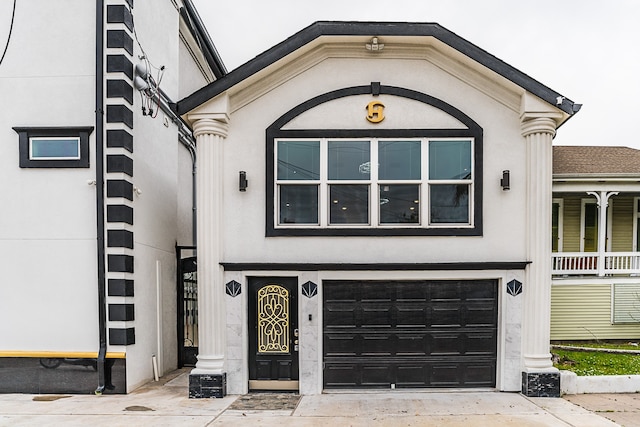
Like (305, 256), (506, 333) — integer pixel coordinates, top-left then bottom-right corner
(521, 116), (557, 372)
(191, 117), (228, 375)
(587, 191), (618, 276)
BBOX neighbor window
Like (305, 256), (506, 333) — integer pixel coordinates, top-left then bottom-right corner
(13, 127), (93, 168)
(612, 283), (640, 324)
(275, 138), (473, 229)
(30, 137), (81, 160)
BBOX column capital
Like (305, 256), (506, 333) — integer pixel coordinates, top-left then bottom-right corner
(520, 116), (557, 139)
(191, 115), (229, 139)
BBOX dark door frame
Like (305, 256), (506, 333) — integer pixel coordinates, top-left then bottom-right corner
(248, 276), (299, 391)
(176, 245), (197, 368)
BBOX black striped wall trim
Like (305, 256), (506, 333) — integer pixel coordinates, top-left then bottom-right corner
(106, 129), (133, 152)
(107, 154), (133, 176)
(108, 304), (135, 321)
(106, 205), (133, 224)
(106, 54), (133, 79)
(108, 279), (134, 296)
(106, 30), (133, 55)
(106, 105), (133, 129)
(107, 230), (134, 249)
(105, 0), (136, 348)
(106, 5), (133, 31)
(108, 254), (134, 273)
(106, 179), (133, 200)
(107, 80), (134, 105)
(109, 328), (135, 345)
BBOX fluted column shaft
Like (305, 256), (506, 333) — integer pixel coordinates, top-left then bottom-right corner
(191, 117), (228, 375)
(521, 117), (556, 371)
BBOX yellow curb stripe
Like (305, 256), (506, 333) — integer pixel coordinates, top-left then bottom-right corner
(0, 351), (126, 359)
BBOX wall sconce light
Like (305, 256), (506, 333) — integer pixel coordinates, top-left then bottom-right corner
(239, 171), (248, 192)
(500, 170), (510, 191)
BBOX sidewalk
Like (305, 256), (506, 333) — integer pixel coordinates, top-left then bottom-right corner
(0, 368), (628, 426)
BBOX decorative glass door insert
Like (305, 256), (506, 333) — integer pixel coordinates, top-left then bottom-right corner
(257, 284), (290, 354)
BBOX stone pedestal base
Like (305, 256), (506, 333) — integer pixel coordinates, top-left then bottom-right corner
(189, 373), (227, 398)
(521, 371), (560, 397)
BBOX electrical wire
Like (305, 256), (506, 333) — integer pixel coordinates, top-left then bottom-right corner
(128, 3), (165, 119)
(0, 0), (17, 67)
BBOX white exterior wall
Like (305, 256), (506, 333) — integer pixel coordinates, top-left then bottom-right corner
(222, 57), (527, 264)
(0, 0), (207, 393)
(211, 53), (529, 394)
(121, 0), (197, 391)
(0, 1), (98, 352)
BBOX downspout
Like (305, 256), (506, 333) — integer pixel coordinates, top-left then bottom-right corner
(94, 0), (107, 395)
(179, 134), (197, 244)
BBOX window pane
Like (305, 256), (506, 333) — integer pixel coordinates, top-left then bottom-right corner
(380, 184), (419, 224)
(329, 185), (369, 224)
(277, 141), (320, 180)
(30, 138), (80, 159)
(279, 185), (318, 224)
(430, 184), (469, 223)
(583, 203), (598, 252)
(379, 140), (421, 180)
(429, 140), (471, 180)
(328, 140), (370, 180)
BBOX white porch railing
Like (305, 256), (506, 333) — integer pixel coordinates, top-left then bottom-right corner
(552, 252), (640, 276)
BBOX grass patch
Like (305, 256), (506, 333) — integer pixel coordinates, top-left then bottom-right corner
(554, 341), (640, 351)
(553, 342), (640, 375)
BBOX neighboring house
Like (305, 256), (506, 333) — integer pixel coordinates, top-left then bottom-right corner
(0, 0), (224, 393)
(551, 146), (640, 341)
(177, 21), (580, 398)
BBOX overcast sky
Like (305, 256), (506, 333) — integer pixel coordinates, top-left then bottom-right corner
(192, 0), (639, 148)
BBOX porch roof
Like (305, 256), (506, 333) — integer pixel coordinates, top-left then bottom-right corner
(553, 146), (640, 176)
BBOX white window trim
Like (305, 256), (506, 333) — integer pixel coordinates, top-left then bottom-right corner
(275, 137), (474, 230)
(29, 136), (81, 160)
(633, 197), (640, 252)
(552, 198), (563, 252)
(611, 283), (640, 324)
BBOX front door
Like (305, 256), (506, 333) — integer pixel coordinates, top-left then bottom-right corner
(248, 277), (299, 390)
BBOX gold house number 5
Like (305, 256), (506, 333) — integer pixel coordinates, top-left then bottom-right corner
(366, 100), (385, 123)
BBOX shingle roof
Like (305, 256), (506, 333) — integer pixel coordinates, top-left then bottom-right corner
(553, 146), (640, 175)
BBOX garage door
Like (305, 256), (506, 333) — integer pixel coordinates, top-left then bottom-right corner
(323, 280), (497, 389)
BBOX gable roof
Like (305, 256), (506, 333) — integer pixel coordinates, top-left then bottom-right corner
(176, 21), (580, 116)
(553, 146), (640, 176)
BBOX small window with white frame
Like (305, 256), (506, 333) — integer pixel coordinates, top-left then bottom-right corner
(29, 137), (81, 160)
(13, 127), (93, 168)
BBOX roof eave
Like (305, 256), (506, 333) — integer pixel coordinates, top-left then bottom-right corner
(181, 0), (227, 79)
(176, 21), (579, 117)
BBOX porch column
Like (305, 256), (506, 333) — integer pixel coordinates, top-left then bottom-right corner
(587, 191), (618, 276)
(188, 115), (229, 398)
(521, 115), (560, 396)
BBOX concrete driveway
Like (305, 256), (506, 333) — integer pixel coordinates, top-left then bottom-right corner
(0, 369), (625, 426)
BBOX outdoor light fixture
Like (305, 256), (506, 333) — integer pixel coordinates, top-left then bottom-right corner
(500, 170), (510, 191)
(239, 171), (248, 192)
(365, 37), (384, 51)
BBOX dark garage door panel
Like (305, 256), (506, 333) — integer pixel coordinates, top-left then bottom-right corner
(323, 280), (498, 389)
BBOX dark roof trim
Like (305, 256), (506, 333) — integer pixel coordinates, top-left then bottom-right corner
(181, 0), (226, 79)
(220, 262), (531, 271)
(177, 21), (578, 116)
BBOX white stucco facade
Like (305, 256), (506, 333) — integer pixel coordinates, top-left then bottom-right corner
(180, 23), (578, 397)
